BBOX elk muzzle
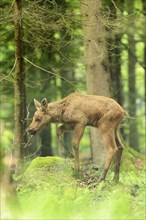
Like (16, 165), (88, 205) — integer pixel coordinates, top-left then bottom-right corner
(27, 127), (37, 135)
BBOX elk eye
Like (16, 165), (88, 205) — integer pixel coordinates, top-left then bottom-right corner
(35, 118), (41, 122)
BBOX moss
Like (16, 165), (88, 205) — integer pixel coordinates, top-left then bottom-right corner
(24, 156), (65, 177)
(27, 156), (64, 169)
(17, 156), (75, 194)
(125, 146), (145, 160)
(121, 146), (145, 172)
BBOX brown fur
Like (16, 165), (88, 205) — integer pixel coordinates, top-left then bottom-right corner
(28, 93), (126, 183)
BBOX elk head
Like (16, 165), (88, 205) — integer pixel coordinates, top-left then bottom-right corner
(27, 98), (50, 135)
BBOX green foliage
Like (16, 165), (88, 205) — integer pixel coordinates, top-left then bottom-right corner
(0, 0), (145, 155)
(121, 146), (145, 173)
(3, 155), (145, 220)
(0, 3), (145, 219)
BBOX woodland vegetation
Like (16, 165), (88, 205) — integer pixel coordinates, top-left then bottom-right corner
(0, 0), (145, 219)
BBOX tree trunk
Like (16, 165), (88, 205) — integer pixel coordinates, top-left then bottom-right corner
(81, 0), (111, 167)
(61, 70), (74, 158)
(127, 0), (139, 151)
(142, 0), (146, 117)
(107, 0), (125, 139)
(13, 0), (27, 159)
(40, 126), (53, 156)
(110, 35), (123, 105)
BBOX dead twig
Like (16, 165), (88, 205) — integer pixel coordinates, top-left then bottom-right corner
(23, 57), (79, 92)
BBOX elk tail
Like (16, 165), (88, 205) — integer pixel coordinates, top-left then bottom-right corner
(124, 111), (129, 118)
(123, 111), (134, 119)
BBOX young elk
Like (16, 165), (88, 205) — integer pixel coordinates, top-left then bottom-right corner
(27, 93), (126, 183)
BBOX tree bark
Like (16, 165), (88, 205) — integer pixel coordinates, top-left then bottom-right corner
(142, 0), (146, 117)
(110, 35), (123, 105)
(108, 1), (125, 139)
(40, 126), (53, 156)
(61, 70), (74, 158)
(81, 0), (111, 167)
(13, 0), (27, 159)
(127, 0), (139, 151)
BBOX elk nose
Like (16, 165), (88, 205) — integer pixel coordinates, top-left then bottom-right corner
(27, 128), (37, 136)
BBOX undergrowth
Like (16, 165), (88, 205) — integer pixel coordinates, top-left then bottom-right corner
(2, 156), (146, 220)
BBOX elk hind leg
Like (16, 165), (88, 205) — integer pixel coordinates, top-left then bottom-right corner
(98, 130), (117, 183)
(113, 131), (124, 182)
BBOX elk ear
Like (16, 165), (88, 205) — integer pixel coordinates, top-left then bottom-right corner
(34, 99), (41, 109)
(41, 98), (48, 111)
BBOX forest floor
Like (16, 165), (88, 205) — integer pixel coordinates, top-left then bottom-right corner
(1, 147), (145, 220)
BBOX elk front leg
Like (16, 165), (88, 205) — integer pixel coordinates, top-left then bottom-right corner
(57, 124), (74, 157)
(57, 125), (65, 156)
(72, 123), (85, 170)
